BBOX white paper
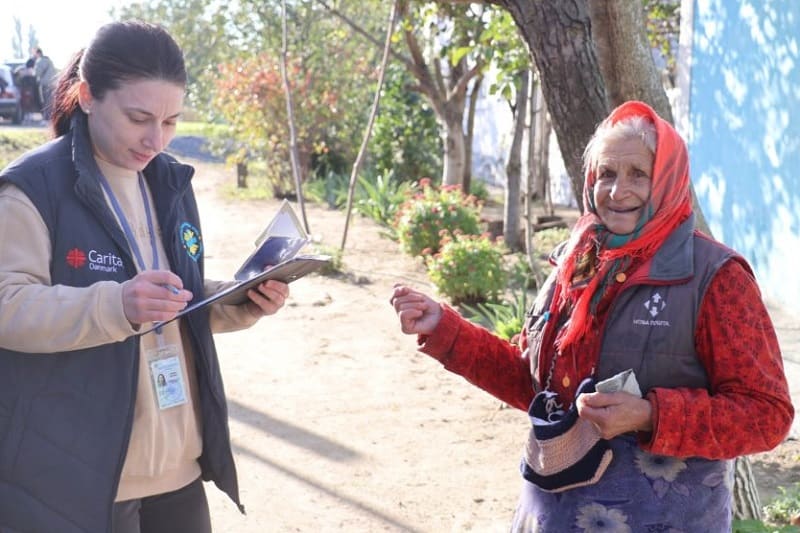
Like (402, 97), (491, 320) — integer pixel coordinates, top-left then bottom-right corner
(595, 369), (642, 397)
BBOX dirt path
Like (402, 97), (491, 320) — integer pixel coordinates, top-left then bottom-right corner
(186, 159), (798, 532)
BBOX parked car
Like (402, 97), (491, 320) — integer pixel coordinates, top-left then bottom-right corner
(0, 64), (23, 124)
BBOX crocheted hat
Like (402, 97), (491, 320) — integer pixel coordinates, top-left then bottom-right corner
(521, 377), (613, 492)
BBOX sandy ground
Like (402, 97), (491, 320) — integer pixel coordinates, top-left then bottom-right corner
(183, 159), (799, 532)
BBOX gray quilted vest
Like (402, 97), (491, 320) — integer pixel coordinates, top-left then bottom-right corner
(526, 216), (746, 393)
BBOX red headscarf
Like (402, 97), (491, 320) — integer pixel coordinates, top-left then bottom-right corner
(552, 101), (694, 350)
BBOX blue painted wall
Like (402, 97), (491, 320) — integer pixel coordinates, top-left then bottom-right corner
(685, 0), (800, 312)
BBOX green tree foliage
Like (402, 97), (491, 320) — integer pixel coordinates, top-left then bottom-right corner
(219, 1), (388, 190)
(368, 63), (442, 183)
(118, 0), (388, 191)
(642, 0), (681, 73)
(114, 0), (233, 113)
(213, 52), (368, 195)
(477, 8), (529, 102)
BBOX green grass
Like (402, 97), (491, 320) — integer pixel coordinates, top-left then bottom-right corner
(175, 121), (230, 138)
(0, 128), (49, 168)
(219, 159), (279, 201)
(0, 122), (232, 170)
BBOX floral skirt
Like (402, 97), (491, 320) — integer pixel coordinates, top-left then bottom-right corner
(510, 435), (734, 533)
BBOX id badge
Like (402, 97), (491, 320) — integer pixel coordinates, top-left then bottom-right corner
(147, 344), (188, 410)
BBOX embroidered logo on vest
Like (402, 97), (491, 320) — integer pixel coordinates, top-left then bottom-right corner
(66, 248), (124, 273)
(633, 292), (671, 327)
(643, 292), (666, 317)
(88, 250), (124, 272)
(66, 248), (87, 269)
(180, 222), (203, 262)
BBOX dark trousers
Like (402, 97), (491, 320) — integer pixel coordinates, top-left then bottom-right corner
(112, 477), (212, 533)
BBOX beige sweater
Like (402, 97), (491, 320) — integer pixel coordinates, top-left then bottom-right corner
(0, 157), (259, 501)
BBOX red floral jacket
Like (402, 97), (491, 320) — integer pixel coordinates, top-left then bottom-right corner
(418, 259), (794, 459)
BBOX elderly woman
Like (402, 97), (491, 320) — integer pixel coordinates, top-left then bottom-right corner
(390, 101), (793, 531)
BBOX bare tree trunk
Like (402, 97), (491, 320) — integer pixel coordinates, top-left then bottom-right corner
(733, 457), (763, 521)
(236, 161), (248, 189)
(531, 79), (552, 213)
(504, 69), (528, 252)
(526, 70), (538, 202)
(539, 107), (553, 216)
(280, 0), (310, 233)
(524, 68), (544, 287)
(497, 0), (608, 212)
(340, 0), (399, 250)
(463, 74), (483, 194)
(442, 110), (467, 186)
(587, 0), (671, 115)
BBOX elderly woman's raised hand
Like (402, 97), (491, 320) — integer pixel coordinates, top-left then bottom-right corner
(390, 285), (442, 335)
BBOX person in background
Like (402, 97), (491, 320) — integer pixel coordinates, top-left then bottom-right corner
(390, 100), (793, 532)
(0, 21), (290, 533)
(13, 57), (36, 81)
(33, 47), (57, 119)
(15, 58), (41, 120)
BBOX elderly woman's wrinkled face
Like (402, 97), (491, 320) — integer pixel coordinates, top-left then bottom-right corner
(592, 136), (654, 235)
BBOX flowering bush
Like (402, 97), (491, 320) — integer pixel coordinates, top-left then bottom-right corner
(426, 233), (508, 305)
(394, 178), (482, 257)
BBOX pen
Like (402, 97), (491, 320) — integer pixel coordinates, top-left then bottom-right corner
(164, 284), (181, 295)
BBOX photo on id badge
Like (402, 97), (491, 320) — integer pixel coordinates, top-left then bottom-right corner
(148, 343), (188, 409)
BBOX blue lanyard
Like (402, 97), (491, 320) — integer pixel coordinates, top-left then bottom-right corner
(97, 172), (160, 272)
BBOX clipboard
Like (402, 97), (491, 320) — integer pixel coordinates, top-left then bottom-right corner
(139, 200), (330, 335)
(214, 254), (331, 306)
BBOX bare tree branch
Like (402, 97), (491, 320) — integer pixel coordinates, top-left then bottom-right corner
(340, 0), (401, 250)
(402, 29), (440, 104)
(314, 0), (411, 67)
(280, 0), (310, 233)
(447, 61), (483, 101)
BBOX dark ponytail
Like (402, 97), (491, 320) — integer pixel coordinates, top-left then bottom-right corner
(49, 20), (187, 138)
(50, 50), (84, 138)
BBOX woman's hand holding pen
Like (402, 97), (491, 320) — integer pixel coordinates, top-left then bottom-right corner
(122, 270), (193, 326)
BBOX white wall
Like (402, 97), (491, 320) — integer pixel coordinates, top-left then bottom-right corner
(469, 83), (577, 208)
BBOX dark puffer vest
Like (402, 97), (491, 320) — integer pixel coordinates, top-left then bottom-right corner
(526, 215), (747, 393)
(0, 115), (241, 533)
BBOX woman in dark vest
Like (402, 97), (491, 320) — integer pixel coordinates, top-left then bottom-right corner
(390, 101), (793, 531)
(0, 21), (290, 533)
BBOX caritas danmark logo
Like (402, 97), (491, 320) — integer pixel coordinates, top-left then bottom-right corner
(66, 248), (87, 269)
(65, 248), (124, 273)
